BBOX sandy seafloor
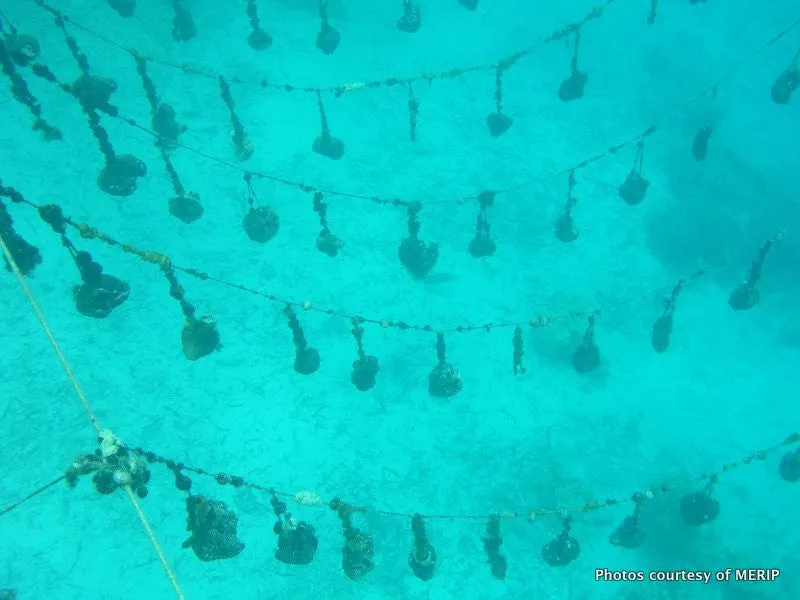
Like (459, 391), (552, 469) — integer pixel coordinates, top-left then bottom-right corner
(1, 0), (799, 599)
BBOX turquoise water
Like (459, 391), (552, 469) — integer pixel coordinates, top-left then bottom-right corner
(1, 0), (799, 598)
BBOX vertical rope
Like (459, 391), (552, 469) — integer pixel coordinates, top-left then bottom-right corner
(0, 233), (185, 600)
(1, 235), (101, 435)
(124, 487), (186, 598)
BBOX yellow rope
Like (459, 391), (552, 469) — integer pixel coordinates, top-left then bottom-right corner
(1, 245), (101, 436)
(124, 487), (186, 598)
(0, 234), (185, 600)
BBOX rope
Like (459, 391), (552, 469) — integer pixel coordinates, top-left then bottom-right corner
(4, 429), (799, 525)
(0, 235), (101, 435)
(136, 431), (799, 522)
(15, 7), (800, 213)
(5, 196), (736, 335)
(0, 475), (65, 516)
(0, 233), (186, 600)
(75, 15), (800, 209)
(3, 194), (775, 339)
(124, 486), (186, 598)
(34, 0), (619, 95)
